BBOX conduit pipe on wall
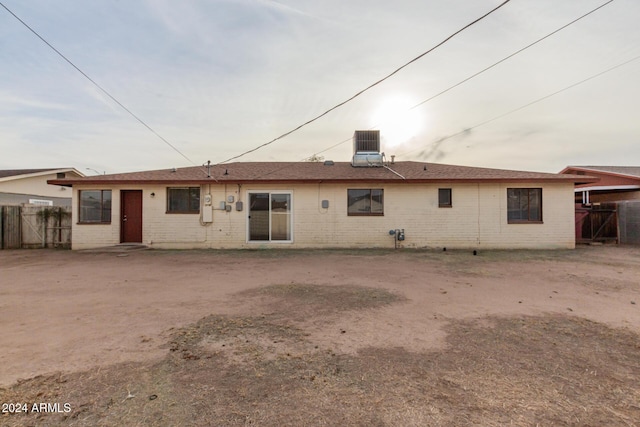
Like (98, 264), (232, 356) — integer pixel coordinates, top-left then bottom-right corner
(389, 228), (405, 249)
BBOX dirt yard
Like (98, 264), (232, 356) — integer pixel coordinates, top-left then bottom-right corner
(1, 246), (639, 426)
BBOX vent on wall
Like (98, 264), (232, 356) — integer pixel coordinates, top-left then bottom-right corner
(29, 199), (53, 206)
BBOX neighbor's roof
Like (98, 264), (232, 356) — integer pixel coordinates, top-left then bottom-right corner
(0, 168), (84, 181)
(560, 166), (640, 179)
(49, 161), (597, 187)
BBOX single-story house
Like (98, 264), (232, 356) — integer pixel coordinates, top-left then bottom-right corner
(49, 141), (595, 250)
(0, 168), (84, 207)
(559, 166), (640, 204)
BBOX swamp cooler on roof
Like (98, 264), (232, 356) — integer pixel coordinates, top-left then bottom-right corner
(352, 130), (383, 167)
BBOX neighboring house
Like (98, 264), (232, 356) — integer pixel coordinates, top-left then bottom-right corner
(0, 168), (84, 207)
(560, 166), (640, 245)
(49, 134), (594, 250)
(559, 166), (640, 204)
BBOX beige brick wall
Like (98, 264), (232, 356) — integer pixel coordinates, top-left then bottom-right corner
(71, 182), (576, 250)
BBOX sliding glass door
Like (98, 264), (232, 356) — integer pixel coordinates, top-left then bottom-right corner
(248, 192), (292, 242)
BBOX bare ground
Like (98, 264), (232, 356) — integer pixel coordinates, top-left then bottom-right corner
(1, 246), (639, 426)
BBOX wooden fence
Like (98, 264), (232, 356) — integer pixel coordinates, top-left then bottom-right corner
(0, 205), (72, 249)
(575, 201), (640, 245)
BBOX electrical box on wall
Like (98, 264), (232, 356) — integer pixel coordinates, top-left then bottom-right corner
(204, 194), (212, 206)
(202, 206), (213, 223)
(227, 195), (235, 203)
(236, 201), (243, 211)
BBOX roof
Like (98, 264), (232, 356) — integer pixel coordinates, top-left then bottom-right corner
(560, 166), (640, 180)
(48, 161), (596, 187)
(560, 166), (640, 192)
(0, 168), (84, 181)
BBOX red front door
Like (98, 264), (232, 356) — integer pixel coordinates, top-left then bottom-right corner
(121, 190), (143, 243)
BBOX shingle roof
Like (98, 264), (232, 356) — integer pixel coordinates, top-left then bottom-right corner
(48, 161), (596, 186)
(0, 169), (61, 179)
(562, 166), (640, 179)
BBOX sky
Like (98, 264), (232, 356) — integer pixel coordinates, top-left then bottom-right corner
(1, 0), (639, 175)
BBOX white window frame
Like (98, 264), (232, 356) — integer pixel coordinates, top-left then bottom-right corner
(246, 190), (294, 244)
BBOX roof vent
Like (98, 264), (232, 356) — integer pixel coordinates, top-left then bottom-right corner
(323, 160), (334, 166)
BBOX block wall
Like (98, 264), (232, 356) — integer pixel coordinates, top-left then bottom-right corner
(71, 182), (575, 250)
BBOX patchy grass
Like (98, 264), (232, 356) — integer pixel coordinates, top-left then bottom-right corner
(239, 283), (405, 321)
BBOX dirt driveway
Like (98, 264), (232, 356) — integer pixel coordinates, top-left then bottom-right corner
(1, 246), (639, 426)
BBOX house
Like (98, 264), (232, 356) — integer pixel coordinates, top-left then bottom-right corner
(49, 133), (594, 250)
(560, 166), (640, 245)
(559, 166), (640, 204)
(0, 168), (84, 207)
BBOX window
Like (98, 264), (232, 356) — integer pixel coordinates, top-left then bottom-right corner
(507, 188), (542, 223)
(167, 187), (200, 213)
(438, 188), (452, 208)
(348, 189), (384, 216)
(79, 190), (112, 223)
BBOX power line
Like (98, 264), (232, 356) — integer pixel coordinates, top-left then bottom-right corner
(219, 0), (512, 165)
(305, 0), (616, 161)
(399, 54), (640, 160)
(410, 0), (615, 111)
(0, 1), (200, 169)
(238, 51), (639, 181)
(234, 0), (620, 181)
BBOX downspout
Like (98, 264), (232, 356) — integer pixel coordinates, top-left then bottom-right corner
(477, 183), (481, 246)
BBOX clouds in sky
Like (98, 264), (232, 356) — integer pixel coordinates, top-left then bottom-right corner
(1, 0), (639, 174)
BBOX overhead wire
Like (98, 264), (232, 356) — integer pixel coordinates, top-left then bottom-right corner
(218, 0), (512, 165)
(232, 51), (640, 182)
(409, 0), (615, 111)
(398, 54), (640, 160)
(303, 0), (616, 160)
(3, 0), (622, 176)
(0, 1), (204, 173)
(250, 0), (618, 179)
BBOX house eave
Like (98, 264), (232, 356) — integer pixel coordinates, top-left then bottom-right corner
(48, 177), (590, 187)
(561, 166), (640, 181)
(573, 184), (640, 193)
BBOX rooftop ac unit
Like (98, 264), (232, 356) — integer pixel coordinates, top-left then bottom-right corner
(353, 130), (380, 153)
(352, 130), (383, 167)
